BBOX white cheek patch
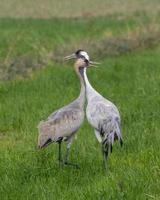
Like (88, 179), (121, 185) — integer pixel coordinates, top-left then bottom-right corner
(81, 51), (90, 61)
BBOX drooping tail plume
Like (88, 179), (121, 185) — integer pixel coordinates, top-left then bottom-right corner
(101, 117), (123, 162)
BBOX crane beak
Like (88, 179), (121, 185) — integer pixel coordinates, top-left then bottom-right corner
(64, 53), (76, 61)
(89, 61), (101, 68)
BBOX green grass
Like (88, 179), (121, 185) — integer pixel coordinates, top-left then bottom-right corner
(1, 13), (160, 81)
(0, 1), (160, 199)
(0, 16), (143, 59)
(0, 46), (160, 199)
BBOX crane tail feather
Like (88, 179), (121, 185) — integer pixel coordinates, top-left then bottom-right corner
(101, 118), (123, 160)
(120, 138), (123, 147)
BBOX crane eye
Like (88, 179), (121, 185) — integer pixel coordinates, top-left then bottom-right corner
(79, 55), (85, 59)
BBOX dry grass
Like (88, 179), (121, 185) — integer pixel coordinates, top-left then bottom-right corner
(52, 23), (160, 61)
(0, 0), (160, 80)
(0, 54), (45, 80)
(0, 0), (160, 18)
(1, 23), (160, 81)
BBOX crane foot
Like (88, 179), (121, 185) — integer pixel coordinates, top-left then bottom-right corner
(64, 161), (80, 169)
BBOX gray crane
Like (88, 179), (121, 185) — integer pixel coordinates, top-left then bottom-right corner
(38, 51), (89, 167)
(67, 50), (123, 169)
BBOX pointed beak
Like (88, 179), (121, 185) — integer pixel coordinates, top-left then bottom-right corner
(64, 53), (76, 61)
(89, 61), (101, 68)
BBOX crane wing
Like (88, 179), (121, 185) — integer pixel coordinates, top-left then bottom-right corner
(86, 100), (120, 129)
(39, 107), (84, 140)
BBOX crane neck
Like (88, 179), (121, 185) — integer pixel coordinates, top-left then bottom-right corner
(74, 64), (86, 108)
(83, 68), (98, 99)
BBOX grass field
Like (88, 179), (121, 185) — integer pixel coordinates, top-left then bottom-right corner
(0, 1), (160, 200)
(0, 0), (160, 18)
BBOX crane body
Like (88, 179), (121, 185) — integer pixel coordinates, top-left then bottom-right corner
(38, 58), (87, 167)
(83, 65), (123, 168)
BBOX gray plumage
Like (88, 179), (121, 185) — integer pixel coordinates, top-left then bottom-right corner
(84, 67), (123, 167)
(38, 58), (86, 166)
(72, 50), (122, 168)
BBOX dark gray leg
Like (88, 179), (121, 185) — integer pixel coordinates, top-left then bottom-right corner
(64, 146), (70, 164)
(64, 136), (79, 169)
(58, 141), (62, 167)
(102, 145), (108, 170)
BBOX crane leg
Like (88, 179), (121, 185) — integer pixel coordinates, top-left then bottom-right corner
(58, 142), (62, 168)
(64, 145), (70, 163)
(64, 136), (79, 169)
(57, 138), (63, 167)
(102, 145), (108, 170)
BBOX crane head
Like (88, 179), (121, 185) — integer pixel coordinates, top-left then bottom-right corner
(64, 49), (100, 67)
